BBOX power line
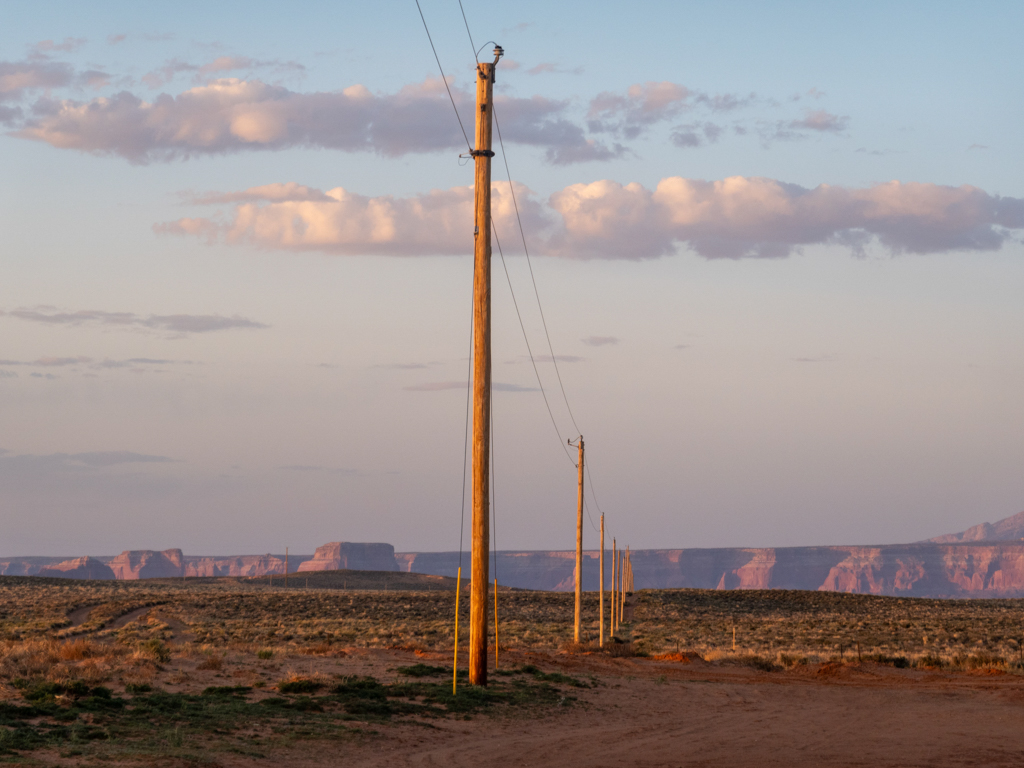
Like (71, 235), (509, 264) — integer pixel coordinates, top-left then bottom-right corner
(492, 104), (583, 438)
(457, 0), (478, 63)
(413, 0), (472, 152)
(457, 267), (474, 571)
(492, 222), (576, 466)
(585, 463), (604, 517)
(449, 2), (612, 537)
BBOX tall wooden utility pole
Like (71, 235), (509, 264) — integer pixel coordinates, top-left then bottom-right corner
(284, 547), (288, 588)
(573, 437), (584, 643)
(599, 514), (605, 646)
(469, 45), (503, 688)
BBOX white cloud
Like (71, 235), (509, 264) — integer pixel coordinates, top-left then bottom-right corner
(158, 181), (551, 256)
(16, 77), (620, 164)
(160, 176), (1024, 261)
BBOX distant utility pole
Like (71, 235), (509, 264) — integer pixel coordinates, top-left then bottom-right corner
(469, 44), (503, 688)
(611, 538), (617, 633)
(285, 547), (289, 588)
(572, 437), (584, 643)
(599, 514), (605, 647)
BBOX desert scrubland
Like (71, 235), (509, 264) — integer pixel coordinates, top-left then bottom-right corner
(4, 573), (1024, 766)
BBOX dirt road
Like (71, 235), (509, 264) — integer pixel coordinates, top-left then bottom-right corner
(329, 653), (1024, 768)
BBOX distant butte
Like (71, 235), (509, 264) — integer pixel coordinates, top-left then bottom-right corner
(4, 511), (1024, 597)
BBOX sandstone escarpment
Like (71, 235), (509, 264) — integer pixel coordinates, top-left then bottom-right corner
(35, 556), (115, 580)
(297, 542), (398, 573)
(108, 549), (185, 579)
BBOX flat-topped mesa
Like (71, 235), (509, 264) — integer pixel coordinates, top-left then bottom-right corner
(36, 556), (115, 580)
(108, 549), (185, 580)
(297, 542), (398, 573)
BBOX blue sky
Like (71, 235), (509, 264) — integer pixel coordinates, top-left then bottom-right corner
(2, 1), (1022, 556)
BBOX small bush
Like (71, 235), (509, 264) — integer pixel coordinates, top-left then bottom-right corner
(256, 649), (273, 660)
(396, 663), (449, 678)
(277, 677), (323, 694)
(965, 652), (1005, 669)
(778, 653), (808, 668)
(124, 682), (152, 694)
(196, 654), (222, 671)
(733, 654), (780, 672)
(862, 653), (910, 668)
(140, 639), (170, 663)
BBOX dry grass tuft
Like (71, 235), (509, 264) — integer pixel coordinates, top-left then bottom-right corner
(651, 651), (702, 663)
(196, 654), (223, 671)
(300, 643), (346, 657)
(0, 638), (127, 684)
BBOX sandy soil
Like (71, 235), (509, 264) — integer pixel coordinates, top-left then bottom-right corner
(160, 648), (1023, 768)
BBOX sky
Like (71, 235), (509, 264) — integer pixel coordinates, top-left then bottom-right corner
(2, 0), (1023, 557)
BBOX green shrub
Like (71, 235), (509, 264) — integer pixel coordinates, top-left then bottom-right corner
(140, 638), (170, 663)
(277, 678), (323, 694)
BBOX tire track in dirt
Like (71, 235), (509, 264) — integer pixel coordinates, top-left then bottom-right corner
(105, 605), (157, 630)
(149, 610), (196, 644)
(65, 604), (100, 628)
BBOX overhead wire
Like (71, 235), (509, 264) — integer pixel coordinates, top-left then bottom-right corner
(457, 271), (474, 570)
(414, 0), (473, 152)
(492, 221), (576, 465)
(450, 1), (612, 549)
(492, 106), (583, 438)
(456, 0), (478, 62)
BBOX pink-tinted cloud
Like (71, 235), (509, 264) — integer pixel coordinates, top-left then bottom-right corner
(160, 176), (1024, 261)
(0, 60), (74, 101)
(16, 77), (620, 164)
(790, 109), (849, 132)
(35, 38), (87, 53)
(588, 81), (691, 139)
(548, 176), (1024, 259)
(157, 181), (551, 256)
(140, 56), (306, 88)
(588, 82), (753, 139)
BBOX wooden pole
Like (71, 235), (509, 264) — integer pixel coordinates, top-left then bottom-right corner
(620, 547), (626, 617)
(611, 539), (617, 634)
(574, 437), (584, 644)
(494, 578), (499, 670)
(469, 49), (501, 688)
(453, 566), (461, 695)
(285, 547), (288, 588)
(599, 514), (605, 647)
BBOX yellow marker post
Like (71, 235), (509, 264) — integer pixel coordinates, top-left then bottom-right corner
(453, 566), (461, 695)
(494, 578), (499, 670)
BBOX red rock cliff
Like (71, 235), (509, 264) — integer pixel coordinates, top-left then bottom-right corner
(297, 542), (398, 573)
